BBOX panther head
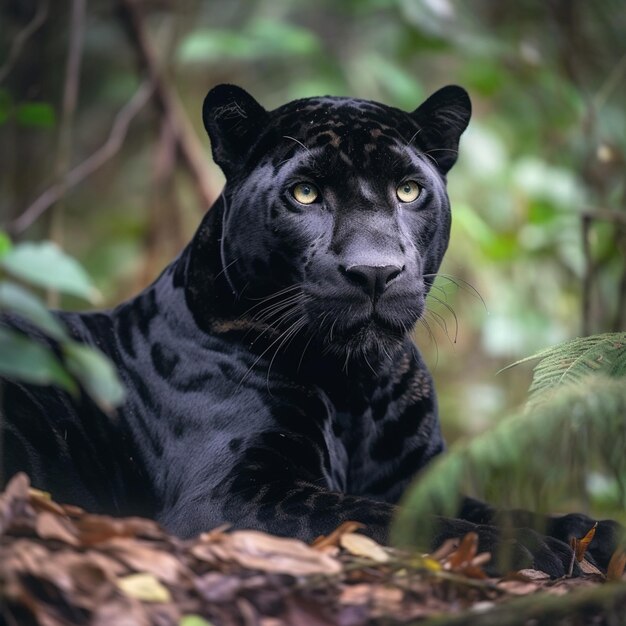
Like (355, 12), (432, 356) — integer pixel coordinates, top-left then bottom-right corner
(201, 84), (471, 362)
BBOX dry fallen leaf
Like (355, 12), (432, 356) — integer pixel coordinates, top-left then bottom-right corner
(429, 537), (460, 562)
(446, 532), (478, 570)
(116, 572), (171, 603)
(570, 523), (597, 562)
(211, 530), (342, 575)
(179, 616), (215, 626)
(508, 569), (551, 582)
(35, 510), (79, 546)
(578, 558), (604, 577)
(312, 521), (364, 550)
(340, 583), (403, 609)
(0, 472), (31, 534)
(0, 476), (621, 626)
(103, 537), (186, 584)
(339, 532), (390, 563)
(607, 548), (626, 581)
(76, 514), (163, 544)
(441, 532), (490, 579)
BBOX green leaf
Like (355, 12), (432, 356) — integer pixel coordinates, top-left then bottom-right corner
(176, 20), (320, 63)
(179, 617), (215, 626)
(0, 327), (76, 392)
(502, 332), (626, 405)
(0, 281), (69, 342)
(247, 18), (321, 56)
(177, 29), (255, 63)
(0, 230), (12, 259)
(392, 376), (626, 555)
(16, 102), (56, 128)
(63, 342), (126, 411)
(1, 241), (101, 303)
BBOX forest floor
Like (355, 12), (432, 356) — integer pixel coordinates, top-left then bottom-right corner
(1, 474), (625, 626)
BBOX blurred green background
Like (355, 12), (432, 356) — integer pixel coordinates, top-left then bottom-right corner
(1, 0), (624, 442)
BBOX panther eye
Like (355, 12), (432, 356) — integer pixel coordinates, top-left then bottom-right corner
(396, 180), (421, 203)
(291, 182), (320, 205)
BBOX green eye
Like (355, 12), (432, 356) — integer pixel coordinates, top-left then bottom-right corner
(396, 180), (421, 203)
(292, 182), (320, 205)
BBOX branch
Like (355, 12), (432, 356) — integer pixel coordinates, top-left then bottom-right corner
(581, 215), (593, 336)
(117, 0), (217, 210)
(0, 0), (49, 86)
(50, 0), (87, 252)
(10, 81), (154, 234)
(581, 207), (626, 227)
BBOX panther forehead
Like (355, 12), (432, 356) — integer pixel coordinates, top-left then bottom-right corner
(263, 97), (419, 171)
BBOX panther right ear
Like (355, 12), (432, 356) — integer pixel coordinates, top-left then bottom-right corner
(202, 84), (268, 177)
(411, 85), (471, 174)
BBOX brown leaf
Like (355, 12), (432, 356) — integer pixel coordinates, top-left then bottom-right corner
(311, 521), (364, 550)
(504, 569), (551, 582)
(339, 532), (390, 563)
(340, 583), (403, 609)
(578, 558), (604, 577)
(570, 522), (597, 562)
(35, 511), (80, 546)
(28, 487), (68, 516)
(446, 532), (478, 570)
(102, 537), (186, 584)
(194, 572), (243, 603)
(429, 537), (460, 562)
(497, 579), (542, 595)
(84, 550), (128, 578)
(76, 514), (163, 544)
(211, 530), (342, 576)
(0, 472), (32, 535)
(607, 548), (626, 581)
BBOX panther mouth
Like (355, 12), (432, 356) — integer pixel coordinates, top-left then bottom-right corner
(316, 305), (422, 361)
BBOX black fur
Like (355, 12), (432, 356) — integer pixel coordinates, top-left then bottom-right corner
(1, 85), (618, 576)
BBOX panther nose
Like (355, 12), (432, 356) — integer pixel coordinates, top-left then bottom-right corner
(341, 264), (404, 298)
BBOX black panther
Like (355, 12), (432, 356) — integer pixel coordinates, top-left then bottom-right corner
(1, 84), (618, 575)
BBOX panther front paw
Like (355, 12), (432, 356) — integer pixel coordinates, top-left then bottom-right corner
(548, 513), (623, 571)
(434, 518), (580, 578)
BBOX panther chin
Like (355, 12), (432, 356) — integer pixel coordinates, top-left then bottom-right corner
(319, 308), (422, 367)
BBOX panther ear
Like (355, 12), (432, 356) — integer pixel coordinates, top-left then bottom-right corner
(411, 85), (471, 174)
(202, 84), (268, 177)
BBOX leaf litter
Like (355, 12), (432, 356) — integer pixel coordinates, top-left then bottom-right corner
(1, 473), (625, 626)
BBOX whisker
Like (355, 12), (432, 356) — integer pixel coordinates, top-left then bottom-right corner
(424, 147), (458, 156)
(236, 309), (304, 392)
(427, 294), (459, 342)
(252, 293), (306, 323)
(214, 256), (240, 281)
(247, 298), (308, 345)
(246, 284), (302, 303)
(405, 128), (422, 148)
(283, 135), (315, 161)
(266, 317), (308, 393)
(297, 324), (318, 372)
(423, 272), (486, 310)
(425, 308), (452, 340)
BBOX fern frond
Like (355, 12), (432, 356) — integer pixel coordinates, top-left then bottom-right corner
(392, 376), (626, 549)
(502, 332), (626, 406)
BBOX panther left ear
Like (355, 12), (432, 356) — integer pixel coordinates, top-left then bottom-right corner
(202, 84), (268, 177)
(411, 85), (471, 174)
